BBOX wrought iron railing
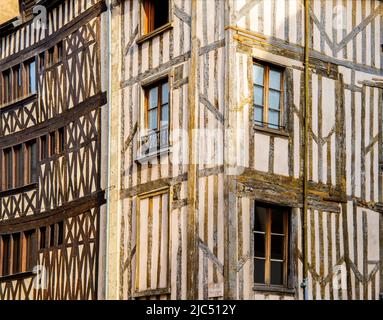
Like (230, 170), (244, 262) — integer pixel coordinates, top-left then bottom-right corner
(140, 125), (169, 156)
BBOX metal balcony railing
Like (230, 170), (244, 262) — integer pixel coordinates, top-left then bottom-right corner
(140, 125), (169, 156)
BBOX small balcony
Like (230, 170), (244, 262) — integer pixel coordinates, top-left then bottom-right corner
(139, 125), (169, 159)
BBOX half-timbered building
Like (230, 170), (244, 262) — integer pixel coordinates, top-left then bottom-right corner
(107, 0), (383, 300)
(0, 0), (108, 299)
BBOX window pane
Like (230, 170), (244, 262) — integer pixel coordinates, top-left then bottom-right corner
(254, 258), (265, 284)
(254, 106), (264, 124)
(253, 64), (264, 85)
(148, 109), (157, 130)
(40, 227), (46, 249)
(270, 235), (284, 260)
(58, 221), (64, 245)
(149, 87), (158, 110)
(271, 210), (285, 234)
(160, 103), (169, 126)
(15, 146), (24, 187)
(153, 0), (169, 30)
(270, 261), (284, 285)
(162, 82), (169, 104)
(50, 224), (55, 247)
(50, 132), (56, 156)
(254, 233), (266, 258)
(269, 70), (281, 90)
(254, 86), (264, 106)
(13, 233), (21, 273)
(269, 90), (281, 110)
(5, 149), (13, 189)
(2, 235), (10, 276)
(268, 110), (280, 129)
(254, 206), (267, 232)
(29, 61), (36, 94)
(29, 141), (37, 183)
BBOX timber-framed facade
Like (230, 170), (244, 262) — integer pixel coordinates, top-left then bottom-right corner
(0, 0), (382, 301)
(108, 0), (383, 300)
(0, 0), (108, 299)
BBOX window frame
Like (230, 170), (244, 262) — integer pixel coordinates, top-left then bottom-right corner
(253, 60), (285, 131)
(144, 79), (169, 132)
(1, 139), (38, 191)
(253, 204), (290, 288)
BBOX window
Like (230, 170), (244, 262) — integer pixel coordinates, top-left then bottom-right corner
(40, 135), (47, 160)
(39, 128), (65, 160)
(2, 70), (11, 104)
(25, 59), (36, 95)
(135, 190), (170, 295)
(253, 204), (289, 287)
(1, 139), (38, 191)
(3, 148), (13, 190)
(0, 58), (37, 105)
(0, 230), (36, 277)
(141, 80), (169, 155)
(26, 140), (37, 183)
(14, 145), (24, 188)
(39, 222), (64, 250)
(47, 41), (64, 67)
(1, 235), (11, 276)
(142, 0), (169, 34)
(253, 62), (284, 130)
(39, 227), (47, 250)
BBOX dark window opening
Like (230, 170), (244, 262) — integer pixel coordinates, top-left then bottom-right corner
(39, 227), (47, 250)
(58, 127), (65, 154)
(4, 148), (13, 190)
(26, 140), (37, 183)
(49, 132), (56, 156)
(14, 145), (24, 188)
(12, 233), (21, 274)
(254, 204), (290, 287)
(1, 235), (11, 276)
(40, 135), (47, 160)
(143, 0), (169, 34)
(50, 224), (56, 247)
(57, 221), (64, 246)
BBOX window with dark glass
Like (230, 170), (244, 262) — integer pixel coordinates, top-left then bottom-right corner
(143, 0), (169, 34)
(0, 230), (36, 277)
(3, 148), (13, 190)
(253, 62), (284, 130)
(57, 221), (64, 246)
(49, 132), (56, 156)
(1, 139), (38, 191)
(50, 224), (56, 247)
(40, 135), (47, 160)
(254, 204), (289, 287)
(39, 227), (47, 249)
(26, 140), (37, 183)
(2, 70), (11, 104)
(14, 145), (24, 188)
(58, 127), (65, 154)
(1, 235), (11, 276)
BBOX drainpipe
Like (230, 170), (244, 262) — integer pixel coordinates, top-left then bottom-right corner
(301, 0), (310, 301)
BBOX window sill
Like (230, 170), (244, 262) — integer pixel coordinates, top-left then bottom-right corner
(253, 285), (296, 295)
(136, 22), (173, 45)
(133, 287), (171, 298)
(0, 93), (38, 111)
(0, 183), (38, 198)
(253, 124), (290, 138)
(0, 271), (35, 283)
(135, 146), (172, 164)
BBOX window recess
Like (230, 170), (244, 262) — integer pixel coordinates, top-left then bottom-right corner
(253, 204), (290, 288)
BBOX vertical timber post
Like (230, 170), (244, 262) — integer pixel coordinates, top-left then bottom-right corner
(302, 0), (310, 300)
(187, 0), (199, 300)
